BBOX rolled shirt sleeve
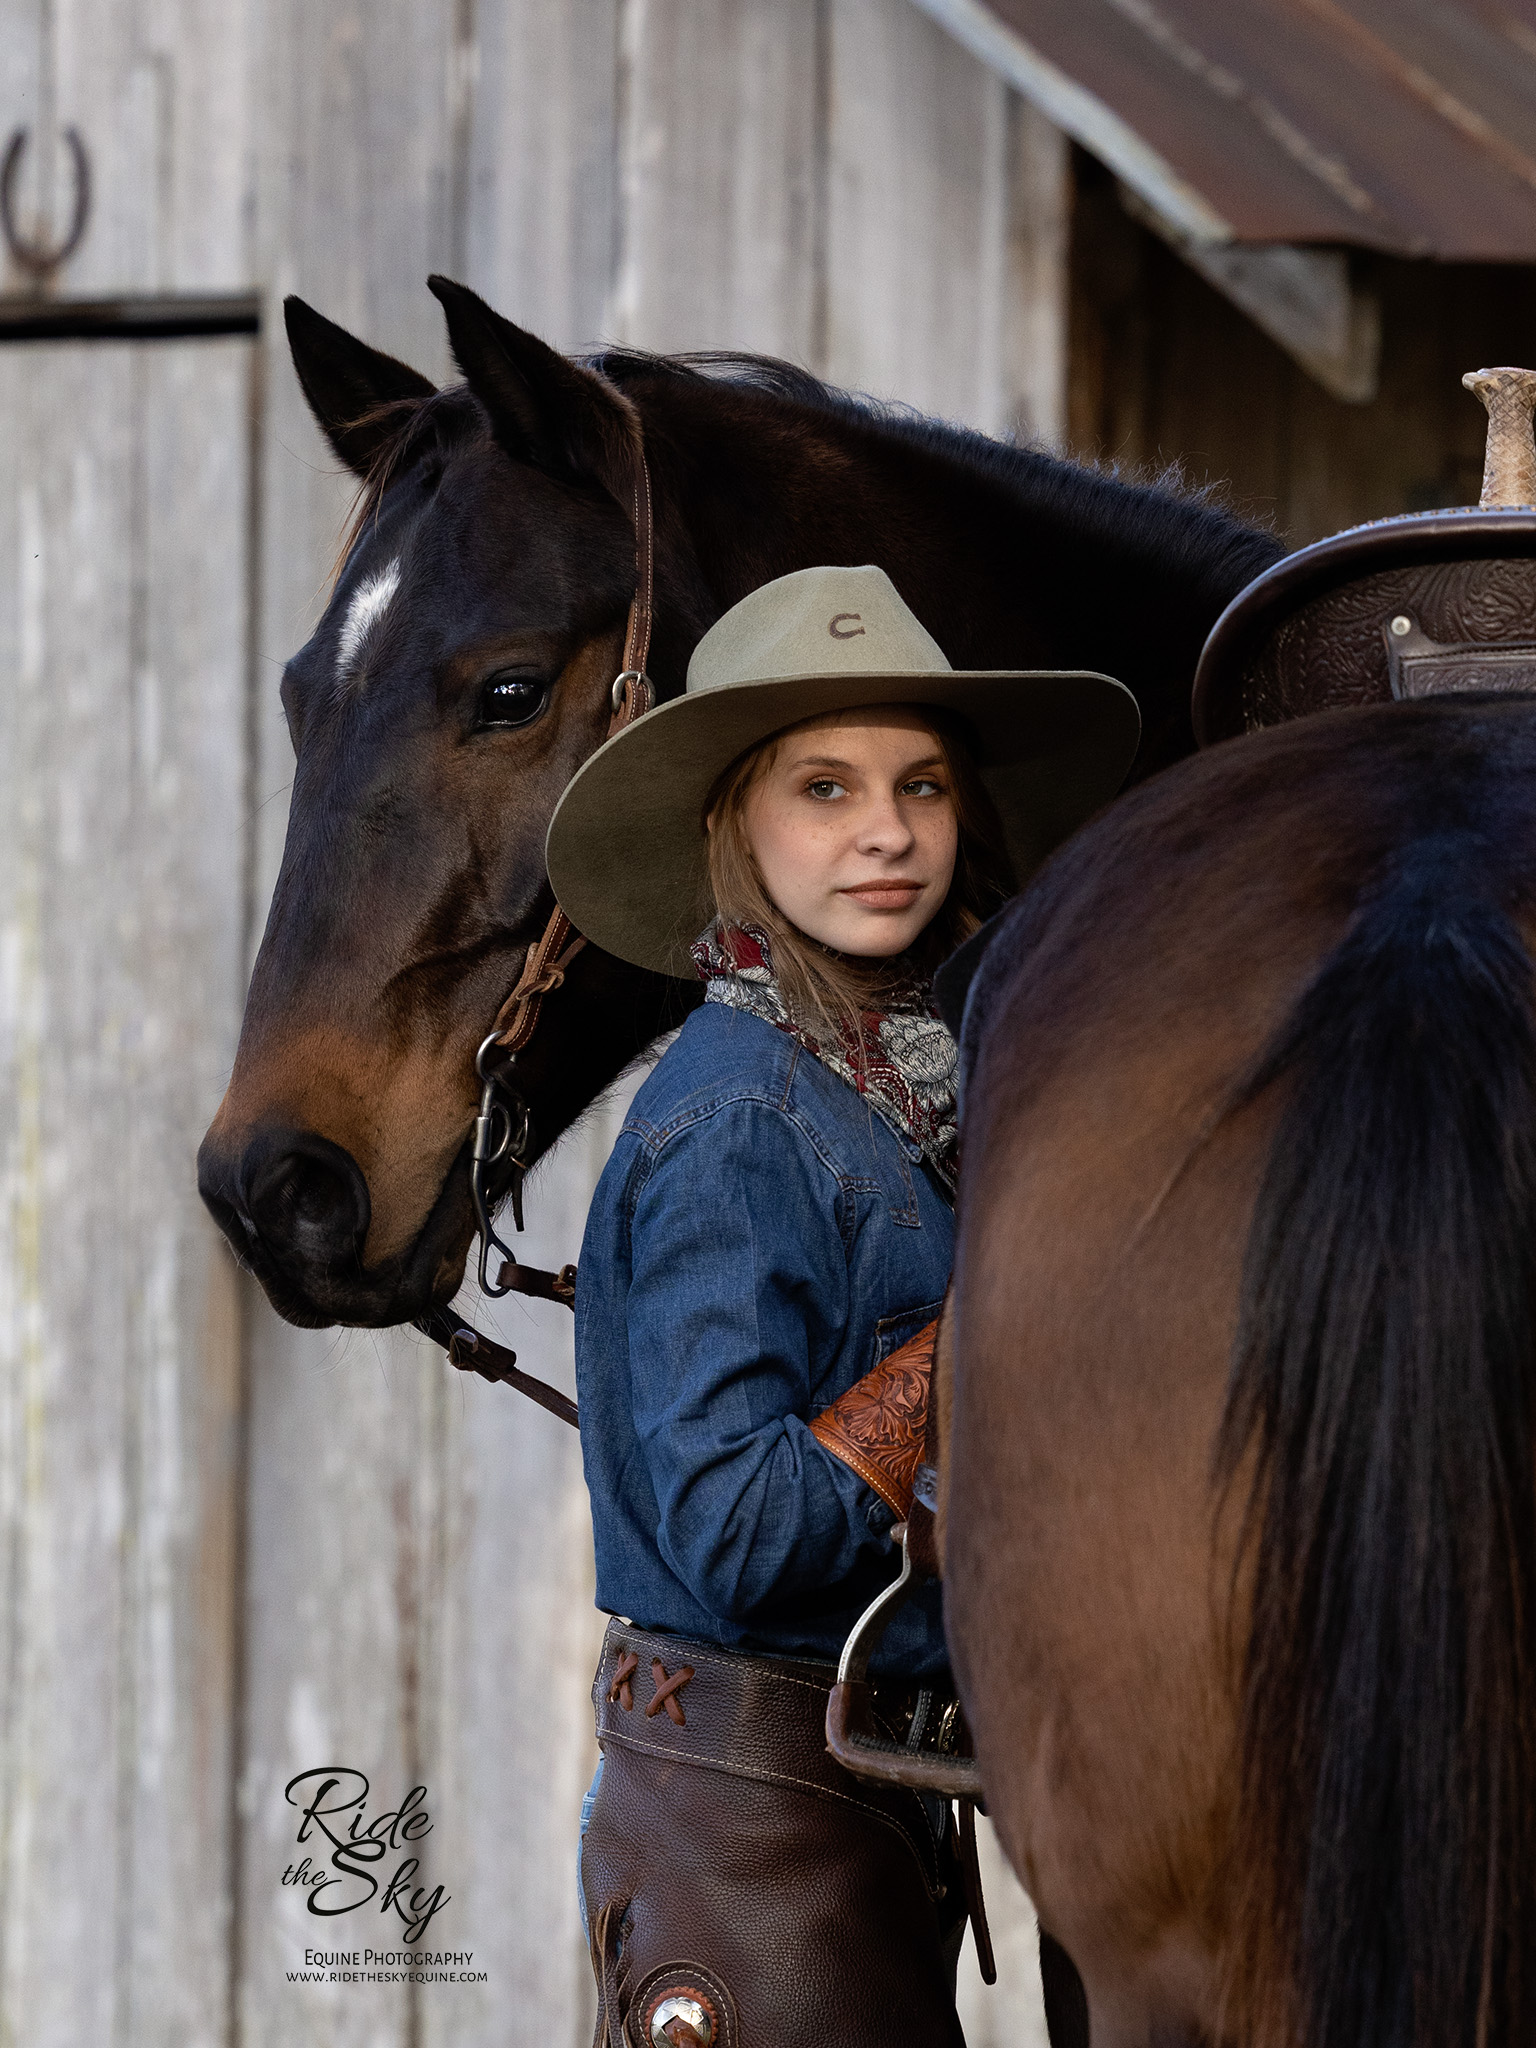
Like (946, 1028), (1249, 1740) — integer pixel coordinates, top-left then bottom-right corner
(624, 1098), (895, 1625)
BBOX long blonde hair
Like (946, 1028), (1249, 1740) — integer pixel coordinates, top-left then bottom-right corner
(703, 706), (1014, 1046)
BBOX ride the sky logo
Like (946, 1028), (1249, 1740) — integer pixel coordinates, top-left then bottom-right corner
(282, 1768), (451, 1943)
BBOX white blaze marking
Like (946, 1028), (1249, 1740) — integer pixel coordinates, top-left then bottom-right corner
(335, 558), (401, 682)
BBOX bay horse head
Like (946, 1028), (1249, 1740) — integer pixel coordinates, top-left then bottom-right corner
(199, 278), (1283, 1330)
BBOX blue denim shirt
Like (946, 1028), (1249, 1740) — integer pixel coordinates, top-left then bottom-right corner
(575, 1001), (952, 1677)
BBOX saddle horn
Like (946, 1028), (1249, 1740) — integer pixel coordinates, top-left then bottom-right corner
(1463, 366), (1536, 510)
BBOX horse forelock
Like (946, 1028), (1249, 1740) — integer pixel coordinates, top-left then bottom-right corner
(330, 385), (488, 587)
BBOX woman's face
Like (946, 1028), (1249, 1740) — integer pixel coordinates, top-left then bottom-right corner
(737, 707), (959, 957)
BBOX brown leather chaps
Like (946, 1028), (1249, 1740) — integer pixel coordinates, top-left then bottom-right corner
(581, 1619), (970, 2047)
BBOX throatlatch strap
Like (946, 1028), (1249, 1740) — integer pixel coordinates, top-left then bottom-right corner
(489, 908), (585, 1056)
(623, 451), (654, 679)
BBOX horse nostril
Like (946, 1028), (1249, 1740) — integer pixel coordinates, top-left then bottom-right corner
(239, 1131), (372, 1270)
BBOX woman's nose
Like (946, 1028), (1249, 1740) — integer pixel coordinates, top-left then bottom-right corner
(854, 792), (915, 855)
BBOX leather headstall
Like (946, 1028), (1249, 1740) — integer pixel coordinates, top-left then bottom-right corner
(414, 446), (656, 1427)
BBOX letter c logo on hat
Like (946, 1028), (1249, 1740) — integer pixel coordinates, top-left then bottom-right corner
(828, 612), (865, 639)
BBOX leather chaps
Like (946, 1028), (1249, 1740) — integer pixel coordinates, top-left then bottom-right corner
(581, 1619), (970, 2046)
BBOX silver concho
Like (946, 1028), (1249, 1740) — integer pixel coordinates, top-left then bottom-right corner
(649, 1993), (713, 2045)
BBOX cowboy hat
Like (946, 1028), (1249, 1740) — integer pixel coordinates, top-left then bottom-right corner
(546, 564), (1140, 977)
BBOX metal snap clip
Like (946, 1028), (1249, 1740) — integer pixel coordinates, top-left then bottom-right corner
(470, 1033), (533, 1291)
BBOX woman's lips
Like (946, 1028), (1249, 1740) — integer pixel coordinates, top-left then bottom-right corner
(839, 880), (925, 909)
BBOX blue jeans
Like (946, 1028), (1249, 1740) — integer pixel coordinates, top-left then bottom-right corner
(576, 1754), (604, 1929)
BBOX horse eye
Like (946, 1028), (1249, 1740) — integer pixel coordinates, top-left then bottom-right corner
(477, 670), (550, 729)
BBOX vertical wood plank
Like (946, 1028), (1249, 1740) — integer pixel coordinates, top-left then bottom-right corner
(463, 0), (620, 351)
(0, 337), (250, 2048)
(608, 0), (822, 358)
(1001, 98), (1070, 447)
(824, 0), (1067, 442)
(417, 1105), (640, 2048)
(236, 1), (463, 2042)
(825, 0), (1002, 425)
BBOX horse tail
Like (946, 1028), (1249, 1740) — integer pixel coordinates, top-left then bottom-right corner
(1222, 835), (1536, 2048)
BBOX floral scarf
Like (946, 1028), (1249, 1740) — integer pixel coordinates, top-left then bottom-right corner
(690, 921), (959, 1194)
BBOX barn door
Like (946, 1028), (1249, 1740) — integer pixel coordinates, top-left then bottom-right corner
(0, 4), (254, 2043)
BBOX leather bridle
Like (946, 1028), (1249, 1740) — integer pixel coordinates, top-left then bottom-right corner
(414, 448), (656, 1423)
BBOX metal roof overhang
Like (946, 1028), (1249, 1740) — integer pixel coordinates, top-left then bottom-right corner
(911, 0), (1536, 401)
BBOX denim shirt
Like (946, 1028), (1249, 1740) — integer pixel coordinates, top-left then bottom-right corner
(576, 1001), (952, 1677)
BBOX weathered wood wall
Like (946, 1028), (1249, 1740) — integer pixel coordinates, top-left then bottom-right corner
(2, 2), (1063, 2044)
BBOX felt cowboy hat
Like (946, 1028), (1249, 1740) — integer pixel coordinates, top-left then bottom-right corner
(546, 564), (1140, 978)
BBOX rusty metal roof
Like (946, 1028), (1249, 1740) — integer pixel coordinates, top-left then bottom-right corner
(916, 0), (1536, 259)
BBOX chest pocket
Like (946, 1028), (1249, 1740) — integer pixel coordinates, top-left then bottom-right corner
(844, 1131), (924, 1227)
(869, 1296), (946, 1374)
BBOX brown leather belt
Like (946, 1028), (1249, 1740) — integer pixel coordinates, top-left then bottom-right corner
(595, 1620), (947, 1789)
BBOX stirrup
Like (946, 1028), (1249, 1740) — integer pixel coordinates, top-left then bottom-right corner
(824, 1523), (983, 1799)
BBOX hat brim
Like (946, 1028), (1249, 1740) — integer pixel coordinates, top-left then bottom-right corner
(546, 667), (1141, 978)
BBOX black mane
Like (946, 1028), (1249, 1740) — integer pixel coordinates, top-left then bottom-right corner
(353, 344), (1283, 656)
(590, 344), (1283, 628)
(344, 338), (1285, 779)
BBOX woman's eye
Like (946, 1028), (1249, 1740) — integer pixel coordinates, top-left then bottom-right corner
(477, 671), (550, 729)
(805, 778), (846, 800)
(902, 777), (944, 797)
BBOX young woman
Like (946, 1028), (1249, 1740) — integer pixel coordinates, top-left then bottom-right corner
(544, 565), (1138, 2048)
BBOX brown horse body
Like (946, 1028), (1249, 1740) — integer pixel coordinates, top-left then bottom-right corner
(948, 696), (1536, 2047)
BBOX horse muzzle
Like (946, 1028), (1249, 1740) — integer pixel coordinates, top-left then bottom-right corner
(197, 1121), (420, 1327)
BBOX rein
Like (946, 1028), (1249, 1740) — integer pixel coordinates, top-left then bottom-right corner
(413, 448), (656, 1426)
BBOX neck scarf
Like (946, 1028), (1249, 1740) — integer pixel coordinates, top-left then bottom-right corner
(691, 922), (959, 1194)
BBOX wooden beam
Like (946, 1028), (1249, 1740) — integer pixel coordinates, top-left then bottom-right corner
(907, 0), (1381, 404)
(1120, 186), (1382, 404)
(0, 293), (260, 341)
(905, 0), (1234, 243)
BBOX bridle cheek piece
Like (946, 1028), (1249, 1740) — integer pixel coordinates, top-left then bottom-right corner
(414, 447), (656, 1422)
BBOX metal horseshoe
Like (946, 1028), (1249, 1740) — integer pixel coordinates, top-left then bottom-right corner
(1, 126), (91, 278)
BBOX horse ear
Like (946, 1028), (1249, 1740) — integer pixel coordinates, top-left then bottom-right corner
(283, 297), (438, 477)
(427, 275), (638, 502)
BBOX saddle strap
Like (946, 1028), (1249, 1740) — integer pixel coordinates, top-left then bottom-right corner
(956, 1795), (997, 1986)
